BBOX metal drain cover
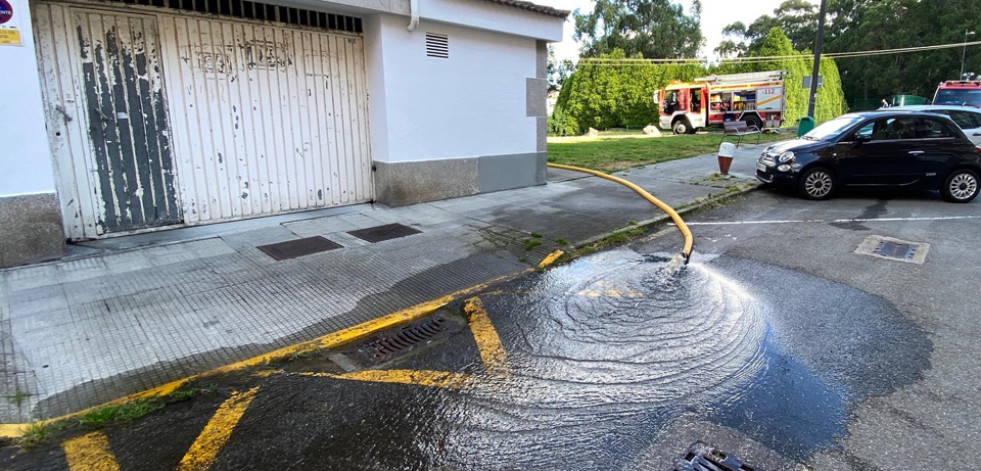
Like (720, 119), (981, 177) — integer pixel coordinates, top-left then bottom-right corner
(334, 312), (466, 369)
(348, 223), (421, 243)
(257, 236), (342, 260)
(673, 442), (758, 471)
(855, 235), (929, 264)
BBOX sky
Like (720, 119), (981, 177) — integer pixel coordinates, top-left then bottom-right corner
(537, 0), (821, 62)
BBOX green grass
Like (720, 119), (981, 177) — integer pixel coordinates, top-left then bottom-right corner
(530, 232), (543, 238)
(77, 399), (166, 427)
(524, 239), (542, 251)
(20, 421), (55, 449)
(554, 238), (570, 246)
(547, 133), (789, 173)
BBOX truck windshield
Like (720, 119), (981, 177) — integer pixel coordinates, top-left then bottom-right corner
(934, 89), (981, 107)
(803, 115), (865, 141)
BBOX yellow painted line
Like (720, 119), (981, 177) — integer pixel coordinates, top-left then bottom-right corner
(464, 297), (510, 376)
(296, 370), (472, 389)
(63, 431), (120, 471)
(757, 94), (783, 106)
(178, 387), (259, 471)
(546, 163), (694, 262)
(538, 249), (564, 268)
(1, 272), (529, 438)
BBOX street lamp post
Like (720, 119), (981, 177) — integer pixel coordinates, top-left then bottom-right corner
(961, 29), (976, 79)
(807, 0), (827, 118)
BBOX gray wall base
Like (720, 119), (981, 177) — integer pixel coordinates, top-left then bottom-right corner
(374, 152), (547, 207)
(0, 193), (65, 268)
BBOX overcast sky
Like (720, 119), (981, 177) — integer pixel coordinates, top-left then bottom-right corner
(537, 0), (821, 61)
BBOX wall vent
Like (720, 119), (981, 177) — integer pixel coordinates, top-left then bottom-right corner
(99, 0), (362, 33)
(426, 33), (449, 58)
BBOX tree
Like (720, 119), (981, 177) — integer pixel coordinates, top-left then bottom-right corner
(547, 45), (575, 92)
(574, 0), (704, 59)
(720, 0), (816, 55)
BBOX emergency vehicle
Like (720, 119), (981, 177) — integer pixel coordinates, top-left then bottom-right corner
(655, 71), (787, 134)
(933, 80), (981, 108)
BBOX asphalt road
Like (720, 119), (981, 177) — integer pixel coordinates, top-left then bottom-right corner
(3, 185), (978, 470)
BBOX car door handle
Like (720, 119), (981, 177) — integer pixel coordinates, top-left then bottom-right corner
(908, 151), (925, 155)
(973, 132), (981, 136)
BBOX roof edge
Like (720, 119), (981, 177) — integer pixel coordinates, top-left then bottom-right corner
(479, 0), (570, 18)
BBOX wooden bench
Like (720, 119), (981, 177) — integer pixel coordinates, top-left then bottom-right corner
(721, 121), (761, 148)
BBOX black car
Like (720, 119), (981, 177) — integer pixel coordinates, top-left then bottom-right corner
(757, 111), (981, 202)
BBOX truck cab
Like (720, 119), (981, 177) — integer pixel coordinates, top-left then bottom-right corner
(934, 80), (981, 108)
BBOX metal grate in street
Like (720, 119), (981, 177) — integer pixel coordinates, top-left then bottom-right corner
(341, 313), (465, 368)
(855, 235), (930, 264)
(348, 223), (422, 243)
(874, 241), (918, 260)
(673, 442), (758, 471)
(256, 236), (343, 260)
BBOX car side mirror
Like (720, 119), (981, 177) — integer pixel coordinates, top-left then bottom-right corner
(850, 135), (871, 147)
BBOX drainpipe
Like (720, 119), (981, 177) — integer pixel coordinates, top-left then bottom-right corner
(407, 0), (419, 31)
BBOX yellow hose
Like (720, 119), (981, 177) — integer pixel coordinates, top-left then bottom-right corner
(547, 163), (694, 263)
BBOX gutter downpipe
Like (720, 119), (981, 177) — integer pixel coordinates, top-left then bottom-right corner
(407, 0), (419, 31)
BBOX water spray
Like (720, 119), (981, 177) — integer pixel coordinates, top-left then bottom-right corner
(546, 163), (695, 266)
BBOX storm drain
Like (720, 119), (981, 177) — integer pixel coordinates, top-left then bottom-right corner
(257, 236), (342, 260)
(332, 312), (466, 370)
(348, 223), (421, 243)
(673, 442), (758, 471)
(855, 235), (930, 264)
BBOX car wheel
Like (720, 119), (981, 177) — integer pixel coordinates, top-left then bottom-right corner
(940, 168), (980, 203)
(672, 120), (690, 135)
(798, 167), (836, 200)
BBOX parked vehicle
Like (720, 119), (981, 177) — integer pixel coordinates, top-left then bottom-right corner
(885, 94), (929, 107)
(756, 111), (981, 203)
(655, 71), (786, 135)
(933, 80), (981, 108)
(878, 105), (981, 145)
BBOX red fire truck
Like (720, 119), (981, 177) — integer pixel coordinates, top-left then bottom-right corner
(933, 80), (981, 108)
(655, 71), (787, 134)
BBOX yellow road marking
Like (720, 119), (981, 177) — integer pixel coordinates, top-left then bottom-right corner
(297, 370), (471, 389)
(178, 387), (259, 471)
(1, 272), (528, 438)
(464, 297), (511, 376)
(63, 431), (120, 471)
(538, 250), (564, 268)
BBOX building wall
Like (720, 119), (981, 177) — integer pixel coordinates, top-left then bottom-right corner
(0, 0), (65, 267)
(368, 13), (550, 206)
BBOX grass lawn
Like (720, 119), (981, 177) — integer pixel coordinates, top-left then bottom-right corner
(547, 132), (791, 172)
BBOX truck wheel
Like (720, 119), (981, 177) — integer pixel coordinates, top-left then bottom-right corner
(744, 115), (763, 131)
(672, 119), (691, 135)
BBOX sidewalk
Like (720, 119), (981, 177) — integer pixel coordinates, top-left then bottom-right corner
(0, 143), (772, 423)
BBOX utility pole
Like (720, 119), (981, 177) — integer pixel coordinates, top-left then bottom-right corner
(807, 0), (827, 118)
(961, 29), (976, 79)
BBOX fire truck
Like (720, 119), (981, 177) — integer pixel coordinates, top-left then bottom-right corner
(933, 80), (981, 108)
(655, 71), (787, 134)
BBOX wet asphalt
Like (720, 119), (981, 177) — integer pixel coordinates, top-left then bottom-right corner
(3, 185), (978, 470)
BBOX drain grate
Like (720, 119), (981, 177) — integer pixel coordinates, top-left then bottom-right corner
(341, 313), (464, 368)
(257, 236), (342, 260)
(348, 223), (421, 243)
(854, 235), (930, 264)
(673, 442), (758, 471)
(874, 241), (917, 260)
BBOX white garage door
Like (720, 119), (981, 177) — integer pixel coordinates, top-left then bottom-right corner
(34, 1), (372, 239)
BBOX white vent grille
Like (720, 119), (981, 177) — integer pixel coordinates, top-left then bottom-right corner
(426, 33), (449, 58)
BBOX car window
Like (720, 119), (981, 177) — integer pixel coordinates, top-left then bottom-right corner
(863, 117), (917, 140)
(969, 112), (981, 129)
(853, 121), (875, 139)
(947, 111), (975, 129)
(915, 118), (954, 138)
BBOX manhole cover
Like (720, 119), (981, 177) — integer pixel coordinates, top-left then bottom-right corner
(855, 235), (929, 264)
(673, 442), (758, 471)
(334, 312), (465, 369)
(348, 223), (421, 243)
(257, 236), (342, 260)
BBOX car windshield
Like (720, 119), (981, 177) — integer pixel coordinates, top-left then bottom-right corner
(802, 115), (865, 140)
(934, 89), (981, 107)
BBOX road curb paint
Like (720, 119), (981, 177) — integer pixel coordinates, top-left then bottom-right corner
(295, 371), (472, 389)
(178, 387), (259, 471)
(464, 297), (511, 377)
(63, 431), (120, 471)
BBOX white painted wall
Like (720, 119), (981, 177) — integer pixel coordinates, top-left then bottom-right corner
(368, 14), (539, 163)
(0, 0), (57, 197)
(420, 0), (564, 42)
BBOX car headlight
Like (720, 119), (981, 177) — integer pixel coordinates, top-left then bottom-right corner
(778, 151), (795, 163)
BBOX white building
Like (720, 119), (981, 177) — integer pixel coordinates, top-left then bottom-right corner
(0, 0), (566, 267)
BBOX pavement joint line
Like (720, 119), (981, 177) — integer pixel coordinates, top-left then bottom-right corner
(62, 431), (120, 471)
(0, 266), (558, 438)
(681, 215), (981, 226)
(178, 387), (260, 471)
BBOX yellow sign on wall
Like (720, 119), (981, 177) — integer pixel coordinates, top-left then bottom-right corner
(0, 29), (21, 46)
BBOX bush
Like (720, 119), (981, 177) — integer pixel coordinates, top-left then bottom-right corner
(548, 105), (580, 136)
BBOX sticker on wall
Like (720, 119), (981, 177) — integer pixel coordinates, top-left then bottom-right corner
(0, 0), (23, 47)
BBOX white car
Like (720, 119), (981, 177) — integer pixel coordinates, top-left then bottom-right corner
(881, 105), (981, 145)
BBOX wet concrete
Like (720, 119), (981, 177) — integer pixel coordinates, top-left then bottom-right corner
(0, 244), (934, 470)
